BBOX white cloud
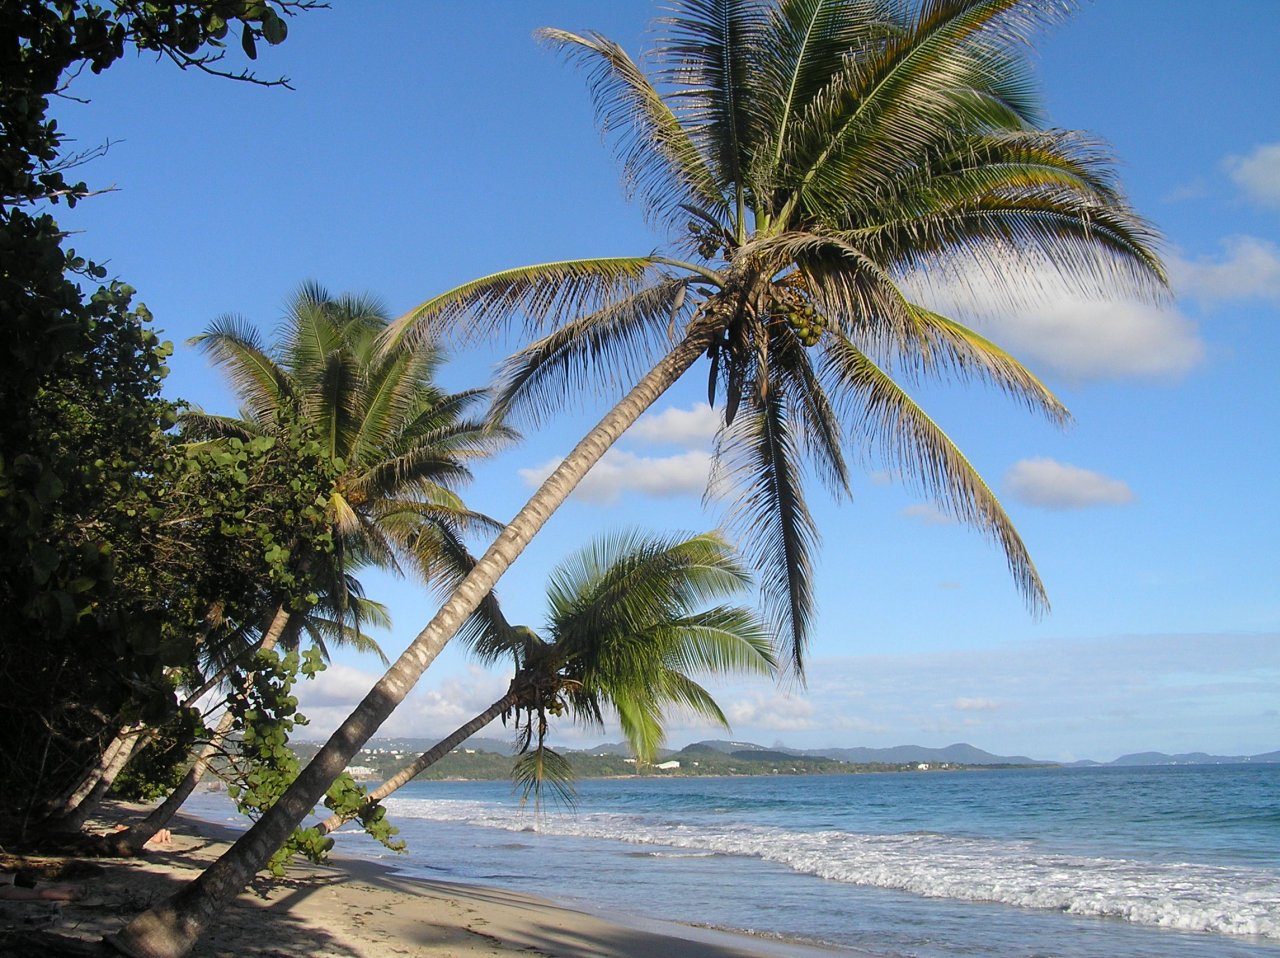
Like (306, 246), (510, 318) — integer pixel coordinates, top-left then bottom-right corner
(725, 691), (818, 732)
(1224, 142), (1280, 207)
(953, 697), (1001, 712)
(902, 262), (1203, 380)
(1004, 457), (1135, 510)
(296, 664), (512, 741)
(519, 448), (712, 504)
(1168, 235), (1280, 303)
(631, 403), (720, 447)
(901, 503), (955, 526)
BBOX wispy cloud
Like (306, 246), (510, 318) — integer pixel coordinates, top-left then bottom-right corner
(901, 503), (955, 526)
(1004, 458), (1135, 510)
(1169, 235), (1280, 303)
(953, 697), (1001, 712)
(1224, 142), (1280, 208)
(518, 449), (713, 504)
(793, 632), (1280, 760)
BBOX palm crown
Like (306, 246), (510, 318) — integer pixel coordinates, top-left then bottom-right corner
(502, 529), (776, 801)
(385, 0), (1164, 674)
(189, 283), (516, 646)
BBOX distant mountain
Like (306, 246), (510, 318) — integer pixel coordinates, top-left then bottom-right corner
(679, 740), (1048, 766)
(1105, 750), (1280, 766)
(337, 736), (1279, 767)
(682, 740), (794, 756)
(805, 743), (1050, 766)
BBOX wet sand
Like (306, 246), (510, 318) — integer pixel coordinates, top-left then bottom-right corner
(1, 802), (848, 958)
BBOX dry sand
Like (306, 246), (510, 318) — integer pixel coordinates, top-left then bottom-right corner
(1, 803), (846, 958)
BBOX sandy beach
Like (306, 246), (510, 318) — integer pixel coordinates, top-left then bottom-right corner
(1, 803), (840, 958)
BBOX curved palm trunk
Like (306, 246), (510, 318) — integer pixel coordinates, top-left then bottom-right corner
(316, 688), (519, 836)
(110, 326), (716, 958)
(95, 607), (292, 857)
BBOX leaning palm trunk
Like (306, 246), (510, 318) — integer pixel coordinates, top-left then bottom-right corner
(315, 688), (520, 837)
(94, 608), (293, 857)
(46, 614), (288, 833)
(44, 725), (143, 827)
(110, 327), (716, 958)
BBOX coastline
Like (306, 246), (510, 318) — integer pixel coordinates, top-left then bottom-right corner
(6, 801), (851, 958)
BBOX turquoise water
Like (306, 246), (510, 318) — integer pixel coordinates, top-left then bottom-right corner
(189, 764), (1280, 957)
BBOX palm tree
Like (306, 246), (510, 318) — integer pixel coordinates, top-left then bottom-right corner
(74, 287), (507, 848)
(188, 282), (515, 618)
(317, 530), (774, 834)
(113, 4), (1165, 954)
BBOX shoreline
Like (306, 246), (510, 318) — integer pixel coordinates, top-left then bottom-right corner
(4, 801), (855, 958)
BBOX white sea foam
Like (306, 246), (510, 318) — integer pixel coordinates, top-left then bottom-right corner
(385, 796), (1280, 940)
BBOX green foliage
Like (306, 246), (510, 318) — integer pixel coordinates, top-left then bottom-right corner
(224, 648), (402, 876)
(0, 1), (313, 819)
(322, 773), (404, 852)
(0, 3), (325, 819)
(112, 707), (206, 802)
(224, 647), (323, 875)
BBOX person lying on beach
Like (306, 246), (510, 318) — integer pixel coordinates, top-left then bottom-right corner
(0, 871), (83, 902)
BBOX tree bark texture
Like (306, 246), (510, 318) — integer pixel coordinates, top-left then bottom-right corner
(96, 608), (292, 857)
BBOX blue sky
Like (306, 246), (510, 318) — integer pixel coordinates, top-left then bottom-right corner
(52, 2), (1279, 762)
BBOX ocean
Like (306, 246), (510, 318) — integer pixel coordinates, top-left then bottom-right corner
(186, 763), (1280, 958)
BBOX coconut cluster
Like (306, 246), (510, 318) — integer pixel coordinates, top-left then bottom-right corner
(770, 288), (827, 347)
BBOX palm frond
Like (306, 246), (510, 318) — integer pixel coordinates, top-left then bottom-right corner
(653, 0), (767, 234)
(824, 333), (1047, 611)
(712, 387), (819, 676)
(189, 315), (294, 425)
(490, 277), (693, 428)
(779, 0), (1070, 224)
(538, 27), (727, 227)
(381, 257), (663, 356)
(512, 745), (576, 811)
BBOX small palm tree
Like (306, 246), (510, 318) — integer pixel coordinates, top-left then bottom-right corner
(316, 530), (774, 834)
(115, 5), (1167, 954)
(188, 282), (516, 642)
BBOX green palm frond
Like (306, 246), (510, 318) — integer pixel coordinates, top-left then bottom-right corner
(177, 411), (262, 443)
(752, 0), (900, 195)
(195, 284), (512, 670)
(490, 277), (692, 428)
(534, 529), (775, 764)
(650, 607), (776, 675)
(382, 257), (663, 355)
(712, 388), (819, 675)
(189, 315), (294, 425)
(778, 0), (1068, 223)
(654, 0), (767, 234)
(538, 28), (727, 227)
(512, 745), (576, 811)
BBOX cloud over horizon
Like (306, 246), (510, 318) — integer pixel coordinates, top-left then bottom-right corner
(1004, 458), (1135, 510)
(297, 664), (512, 742)
(291, 632), (1280, 764)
